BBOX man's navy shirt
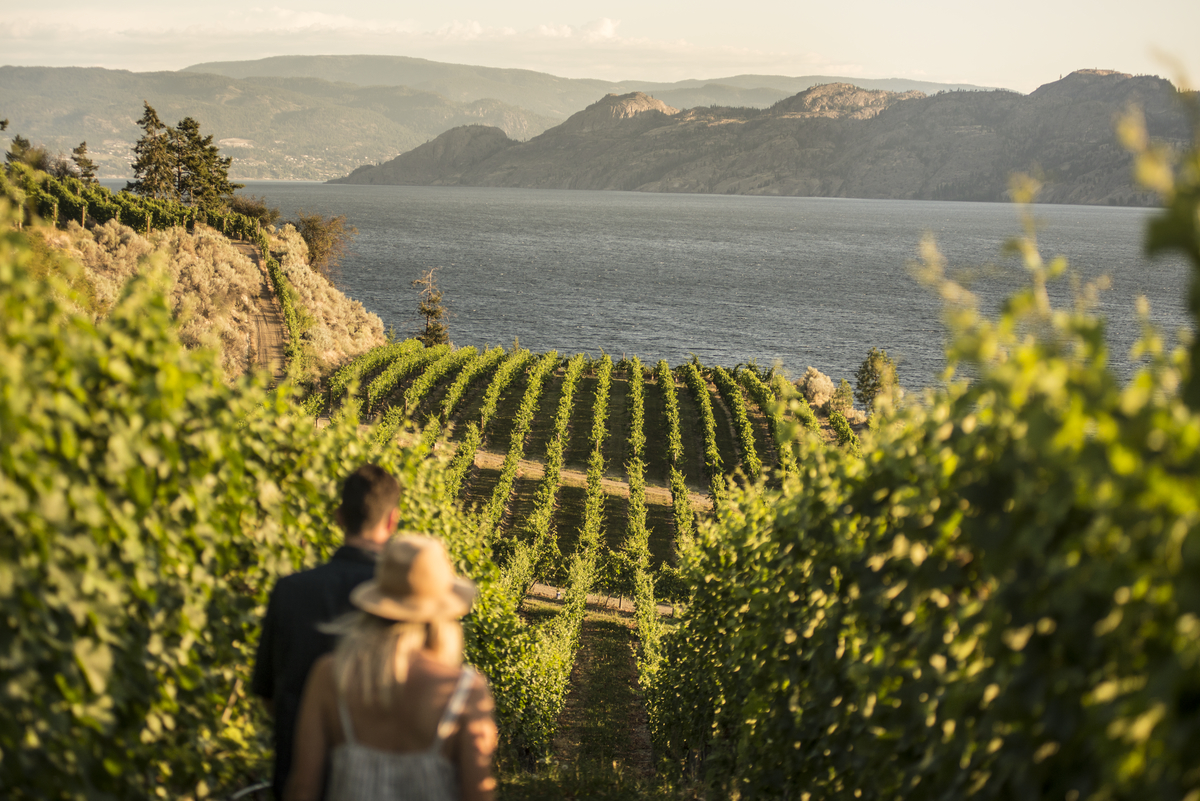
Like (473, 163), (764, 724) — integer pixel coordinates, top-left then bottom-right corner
(250, 545), (378, 798)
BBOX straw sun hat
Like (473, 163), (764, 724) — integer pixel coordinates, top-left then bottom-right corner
(350, 534), (476, 622)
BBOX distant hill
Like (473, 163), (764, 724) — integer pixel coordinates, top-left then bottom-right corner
(332, 71), (1191, 206)
(183, 55), (1000, 118)
(0, 66), (557, 180)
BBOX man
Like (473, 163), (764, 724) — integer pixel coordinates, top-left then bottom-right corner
(251, 463), (401, 799)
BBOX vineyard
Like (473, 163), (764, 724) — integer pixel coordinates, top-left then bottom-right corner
(3, 109), (1200, 800)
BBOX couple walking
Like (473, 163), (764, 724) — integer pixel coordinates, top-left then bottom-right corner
(251, 464), (497, 801)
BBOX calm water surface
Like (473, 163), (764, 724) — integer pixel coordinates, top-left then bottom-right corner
(239, 183), (1191, 389)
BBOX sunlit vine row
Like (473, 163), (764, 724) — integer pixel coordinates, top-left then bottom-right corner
(444, 349), (532, 500)
(711, 366), (762, 477)
(680, 361), (724, 509)
(504, 353), (587, 595)
(480, 352), (560, 540)
(656, 360), (695, 541)
(364, 344), (448, 413)
(739, 368), (795, 474)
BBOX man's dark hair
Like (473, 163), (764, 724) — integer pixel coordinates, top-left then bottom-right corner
(340, 464), (400, 535)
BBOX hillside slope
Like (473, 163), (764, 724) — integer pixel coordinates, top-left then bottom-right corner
(0, 66), (557, 180)
(36, 218), (386, 380)
(333, 71), (1191, 205)
(183, 54), (998, 118)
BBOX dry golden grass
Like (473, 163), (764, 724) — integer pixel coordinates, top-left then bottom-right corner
(41, 219), (385, 383)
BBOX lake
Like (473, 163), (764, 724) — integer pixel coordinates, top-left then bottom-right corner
(235, 183), (1191, 390)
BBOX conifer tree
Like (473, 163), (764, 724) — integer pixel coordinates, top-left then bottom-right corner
(854, 346), (899, 411)
(172, 118), (239, 210)
(71, 142), (97, 184)
(126, 102), (175, 200)
(127, 105), (240, 208)
(412, 268), (449, 346)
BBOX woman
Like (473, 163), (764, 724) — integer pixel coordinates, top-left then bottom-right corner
(286, 535), (498, 801)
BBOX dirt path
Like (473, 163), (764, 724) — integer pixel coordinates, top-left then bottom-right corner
(234, 242), (287, 386)
(472, 449), (712, 512)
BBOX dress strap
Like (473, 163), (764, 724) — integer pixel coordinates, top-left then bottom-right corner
(429, 667), (476, 752)
(337, 694), (356, 746)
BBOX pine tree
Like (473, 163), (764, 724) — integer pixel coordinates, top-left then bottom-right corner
(412, 268), (449, 346)
(71, 142), (97, 184)
(126, 102), (175, 200)
(854, 346), (899, 411)
(127, 105), (241, 207)
(172, 118), (239, 210)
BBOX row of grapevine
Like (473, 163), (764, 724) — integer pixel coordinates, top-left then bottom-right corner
(621, 357), (667, 680)
(0, 222), (560, 794)
(502, 354), (588, 595)
(327, 339), (423, 402)
(656, 360), (695, 542)
(711, 366), (763, 477)
(780, 374), (821, 432)
(480, 352), (560, 540)
(4, 164), (264, 243)
(679, 361), (724, 509)
(643, 144), (1200, 800)
(264, 253), (308, 383)
(418, 346), (507, 452)
(738, 369), (796, 474)
(364, 344), (448, 412)
(373, 347), (478, 447)
(828, 408), (862, 456)
(444, 350), (532, 500)
(403, 346), (477, 414)
(523, 356), (614, 739)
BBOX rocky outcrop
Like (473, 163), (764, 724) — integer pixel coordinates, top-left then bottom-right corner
(333, 72), (1192, 205)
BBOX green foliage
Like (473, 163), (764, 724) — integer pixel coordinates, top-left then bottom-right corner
(327, 339), (424, 404)
(625, 356), (647, 462)
(127, 105), (241, 209)
(293, 210), (355, 283)
(646, 185), (1200, 798)
(679, 361), (724, 509)
(828, 376), (854, 414)
(412, 267), (449, 346)
(445, 349), (532, 500)
(226, 194), (280, 227)
(828, 408), (862, 457)
(711, 365), (762, 477)
(740, 369), (795, 474)
(855, 346), (899, 411)
(0, 214), (534, 796)
(481, 352), (559, 540)
(1118, 102), (1200, 407)
(264, 253), (309, 383)
(364, 344), (448, 413)
(373, 346), (478, 447)
(655, 360), (695, 544)
(518, 353), (587, 586)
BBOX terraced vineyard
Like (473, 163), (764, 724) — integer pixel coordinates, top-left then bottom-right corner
(321, 344), (804, 595)
(312, 342), (821, 786)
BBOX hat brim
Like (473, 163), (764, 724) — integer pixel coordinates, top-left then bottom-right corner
(350, 576), (476, 621)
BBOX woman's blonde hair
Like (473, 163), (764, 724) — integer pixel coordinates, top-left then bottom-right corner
(324, 612), (463, 705)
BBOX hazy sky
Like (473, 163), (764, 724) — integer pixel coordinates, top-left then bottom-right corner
(3, 0), (1197, 93)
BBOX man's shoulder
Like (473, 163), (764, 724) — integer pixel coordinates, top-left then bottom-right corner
(272, 547), (377, 597)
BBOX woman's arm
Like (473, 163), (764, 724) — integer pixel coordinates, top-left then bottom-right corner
(457, 673), (499, 801)
(284, 656), (335, 801)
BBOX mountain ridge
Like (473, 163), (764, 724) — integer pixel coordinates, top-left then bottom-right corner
(331, 71), (1191, 206)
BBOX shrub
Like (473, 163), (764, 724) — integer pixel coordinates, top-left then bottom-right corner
(855, 346), (899, 411)
(798, 365), (834, 407)
(227, 194), (281, 226)
(293, 210), (355, 284)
